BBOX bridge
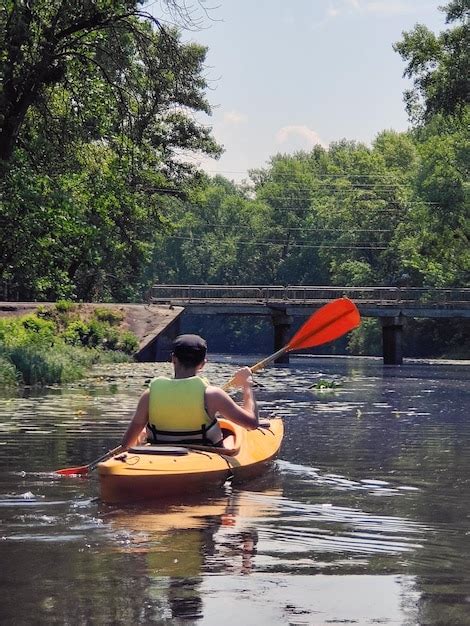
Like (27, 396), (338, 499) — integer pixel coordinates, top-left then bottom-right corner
(149, 285), (470, 365)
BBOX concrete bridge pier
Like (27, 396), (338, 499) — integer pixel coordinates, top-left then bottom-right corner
(271, 308), (293, 364)
(136, 307), (183, 362)
(154, 313), (182, 361)
(381, 315), (404, 365)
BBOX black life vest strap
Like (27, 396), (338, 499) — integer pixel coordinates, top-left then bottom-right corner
(147, 418), (218, 445)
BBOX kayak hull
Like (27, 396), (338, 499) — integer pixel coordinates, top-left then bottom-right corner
(98, 417), (283, 503)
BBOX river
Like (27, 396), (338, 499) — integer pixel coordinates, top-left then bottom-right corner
(1, 356), (469, 625)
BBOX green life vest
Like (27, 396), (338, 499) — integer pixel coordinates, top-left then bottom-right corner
(147, 376), (221, 445)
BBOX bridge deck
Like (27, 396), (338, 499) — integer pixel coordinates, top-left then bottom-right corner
(150, 285), (470, 318)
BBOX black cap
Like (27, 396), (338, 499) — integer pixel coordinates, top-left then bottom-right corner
(172, 334), (207, 365)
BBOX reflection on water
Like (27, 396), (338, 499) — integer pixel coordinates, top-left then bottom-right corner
(1, 357), (470, 624)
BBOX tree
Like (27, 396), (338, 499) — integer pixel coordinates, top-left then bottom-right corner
(393, 1), (469, 288)
(394, 0), (470, 124)
(149, 176), (272, 285)
(0, 0), (218, 166)
(393, 113), (470, 287)
(302, 138), (415, 287)
(250, 152), (327, 284)
(0, 1), (221, 300)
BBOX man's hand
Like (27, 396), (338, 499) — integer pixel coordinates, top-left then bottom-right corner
(230, 366), (253, 388)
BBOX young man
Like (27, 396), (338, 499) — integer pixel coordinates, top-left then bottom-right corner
(121, 334), (259, 449)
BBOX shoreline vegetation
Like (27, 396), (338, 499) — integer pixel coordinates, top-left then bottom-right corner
(0, 301), (138, 387)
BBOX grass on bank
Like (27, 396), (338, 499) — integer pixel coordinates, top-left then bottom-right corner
(0, 302), (138, 387)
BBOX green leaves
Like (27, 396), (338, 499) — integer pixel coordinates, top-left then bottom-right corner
(394, 2), (470, 123)
(392, 1), (469, 289)
(0, 2), (221, 301)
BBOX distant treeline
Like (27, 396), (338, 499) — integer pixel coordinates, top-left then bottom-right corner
(0, 2), (468, 358)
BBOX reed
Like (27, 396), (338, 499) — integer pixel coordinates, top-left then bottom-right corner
(0, 355), (19, 386)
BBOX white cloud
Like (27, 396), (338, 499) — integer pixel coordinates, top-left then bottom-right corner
(362, 1), (413, 15)
(328, 0), (414, 18)
(223, 110), (247, 124)
(276, 125), (328, 149)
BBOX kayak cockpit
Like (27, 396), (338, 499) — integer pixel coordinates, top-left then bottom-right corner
(128, 418), (241, 457)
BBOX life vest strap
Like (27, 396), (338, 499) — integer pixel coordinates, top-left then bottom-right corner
(147, 418), (219, 445)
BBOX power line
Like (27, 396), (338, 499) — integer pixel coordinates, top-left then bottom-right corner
(167, 235), (387, 250)
(174, 223), (395, 233)
(179, 204), (409, 214)
(226, 206), (407, 213)
(206, 169), (414, 180)
(259, 184), (410, 190)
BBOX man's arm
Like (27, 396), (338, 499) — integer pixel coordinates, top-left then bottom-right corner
(206, 367), (259, 430)
(121, 390), (149, 448)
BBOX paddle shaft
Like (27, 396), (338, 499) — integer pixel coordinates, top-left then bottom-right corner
(56, 444), (123, 475)
(250, 346), (288, 372)
(88, 445), (123, 470)
(223, 298), (360, 388)
(221, 347), (287, 390)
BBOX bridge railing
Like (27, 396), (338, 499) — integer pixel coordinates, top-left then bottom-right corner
(151, 285), (268, 302)
(282, 286), (470, 305)
(150, 285), (470, 306)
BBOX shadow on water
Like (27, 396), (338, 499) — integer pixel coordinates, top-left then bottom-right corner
(1, 357), (470, 624)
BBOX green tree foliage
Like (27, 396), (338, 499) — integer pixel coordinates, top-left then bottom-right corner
(149, 118), (466, 292)
(149, 175), (275, 285)
(241, 137), (415, 288)
(250, 153), (327, 284)
(392, 1), (469, 288)
(0, 1), (220, 300)
(0, 0), (218, 163)
(393, 0), (470, 124)
(395, 113), (469, 286)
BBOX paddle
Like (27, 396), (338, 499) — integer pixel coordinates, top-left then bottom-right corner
(55, 445), (123, 476)
(224, 297), (360, 387)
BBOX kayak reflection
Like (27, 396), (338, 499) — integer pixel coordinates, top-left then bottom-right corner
(105, 483), (282, 577)
(102, 479), (283, 621)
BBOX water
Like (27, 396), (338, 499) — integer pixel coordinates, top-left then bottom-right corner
(1, 356), (470, 625)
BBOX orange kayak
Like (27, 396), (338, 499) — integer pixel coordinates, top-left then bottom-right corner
(98, 417), (283, 503)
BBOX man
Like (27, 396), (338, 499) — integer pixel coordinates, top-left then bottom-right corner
(121, 334), (259, 449)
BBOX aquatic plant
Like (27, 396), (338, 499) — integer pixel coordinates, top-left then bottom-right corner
(309, 379), (342, 390)
(7, 344), (87, 385)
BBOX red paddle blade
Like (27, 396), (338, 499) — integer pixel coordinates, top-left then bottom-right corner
(55, 466), (89, 476)
(287, 297), (361, 351)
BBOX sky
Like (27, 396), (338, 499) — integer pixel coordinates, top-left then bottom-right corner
(149, 0), (447, 181)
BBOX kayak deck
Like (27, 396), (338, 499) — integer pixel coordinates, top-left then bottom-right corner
(98, 417), (283, 503)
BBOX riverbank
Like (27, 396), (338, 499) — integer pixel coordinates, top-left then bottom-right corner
(0, 302), (182, 347)
(0, 302), (141, 386)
